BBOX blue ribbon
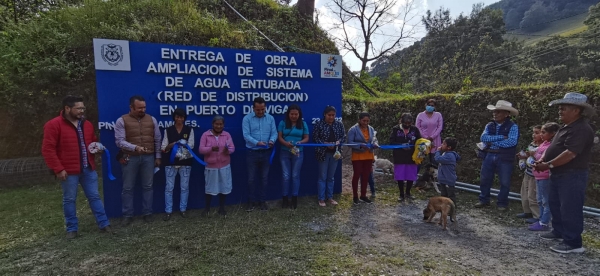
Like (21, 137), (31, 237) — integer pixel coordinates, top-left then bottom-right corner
(171, 143), (207, 166)
(294, 143), (413, 149)
(103, 150), (116, 181)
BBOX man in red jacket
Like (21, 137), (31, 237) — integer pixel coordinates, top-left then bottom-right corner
(42, 95), (111, 239)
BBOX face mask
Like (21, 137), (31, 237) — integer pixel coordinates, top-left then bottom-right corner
(426, 106), (435, 113)
(402, 123), (411, 129)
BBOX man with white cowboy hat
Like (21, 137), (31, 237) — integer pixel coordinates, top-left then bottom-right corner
(534, 92), (595, 254)
(475, 100), (520, 211)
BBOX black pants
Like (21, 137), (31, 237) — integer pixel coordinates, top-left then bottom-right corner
(439, 184), (456, 205)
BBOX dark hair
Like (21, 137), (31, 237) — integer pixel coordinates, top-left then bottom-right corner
(62, 95), (83, 112)
(533, 125), (542, 130)
(172, 108), (187, 121)
(284, 104), (304, 130)
(253, 97), (266, 107)
(542, 122), (560, 134)
(358, 112), (370, 120)
(129, 95), (145, 106)
(427, 99), (436, 106)
(323, 106), (336, 118)
(400, 113), (413, 123)
(444, 137), (458, 150)
(212, 115), (225, 124)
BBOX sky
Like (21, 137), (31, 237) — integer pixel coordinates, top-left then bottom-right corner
(290, 0), (499, 71)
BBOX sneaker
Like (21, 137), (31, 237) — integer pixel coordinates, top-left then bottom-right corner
(525, 218), (539, 224)
(143, 214), (154, 223)
(318, 200), (326, 207)
(163, 213), (172, 221)
(360, 196), (372, 204)
(260, 202), (269, 211)
(245, 201), (255, 212)
(218, 208), (227, 217)
(65, 231), (78, 240)
(540, 232), (563, 242)
(121, 217), (133, 227)
(550, 243), (585, 254)
(180, 211), (187, 218)
(516, 213), (533, 219)
(528, 222), (550, 231)
(497, 206), (507, 211)
(328, 199), (338, 205)
(353, 198), (360, 205)
(371, 192), (376, 198)
(474, 202), (490, 208)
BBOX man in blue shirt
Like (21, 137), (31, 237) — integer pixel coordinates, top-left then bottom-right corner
(475, 100), (520, 211)
(242, 97), (278, 211)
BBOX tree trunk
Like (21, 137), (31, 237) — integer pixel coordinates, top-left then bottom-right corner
(297, 0), (315, 19)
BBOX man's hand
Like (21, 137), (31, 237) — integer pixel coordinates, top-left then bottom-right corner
(504, 136), (508, 139)
(135, 146), (147, 153)
(533, 162), (549, 172)
(256, 141), (266, 147)
(268, 141), (274, 148)
(212, 146), (219, 152)
(166, 142), (176, 151)
(56, 170), (68, 181)
(154, 158), (161, 167)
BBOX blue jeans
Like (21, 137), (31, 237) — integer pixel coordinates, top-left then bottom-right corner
(247, 149), (271, 202)
(280, 150), (304, 197)
(121, 154), (155, 217)
(61, 167), (109, 232)
(549, 169), (588, 248)
(164, 166), (191, 213)
(536, 179), (551, 225)
(318, 152), (339, 201)
(478, 153), (515, 207)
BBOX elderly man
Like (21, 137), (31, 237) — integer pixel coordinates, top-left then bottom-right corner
(475, 100), (520, 211)
(42, 95), (111, 239)
(115, 95), (162, 226)
(535, 92), (595, 254)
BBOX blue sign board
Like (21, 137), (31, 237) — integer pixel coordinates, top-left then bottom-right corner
(93, 39), (343, 217)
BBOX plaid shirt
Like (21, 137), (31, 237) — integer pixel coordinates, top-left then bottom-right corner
(481, 122), (519, 150)
(77, 120), (89, 169)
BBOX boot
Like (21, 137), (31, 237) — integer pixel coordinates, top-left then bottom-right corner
(291, 196), (298, 209)
(282, 196), (289, 209)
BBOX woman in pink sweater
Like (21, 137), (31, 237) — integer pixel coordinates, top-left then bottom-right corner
(199, 115), (235, 216)
(416, 99), (444, 166)
(529, 122), (560, 231)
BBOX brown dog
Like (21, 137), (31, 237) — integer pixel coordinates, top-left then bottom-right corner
(422, 196), (456, 230)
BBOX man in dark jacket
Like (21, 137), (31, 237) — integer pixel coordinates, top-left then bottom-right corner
(42, 95), (111, 239)
(475, 100), (520, 211)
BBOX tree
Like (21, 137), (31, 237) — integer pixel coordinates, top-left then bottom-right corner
(326, 0), (419, 72)
(296, 0), (314, 18)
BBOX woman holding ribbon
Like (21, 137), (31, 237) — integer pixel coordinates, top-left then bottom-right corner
(347, 112), (379, 205)
(277, 104), (309, 209)
(416, 99), (443, 167)
(161, 108), (194, 221)
(199, 115), (235, 216)
(313, 106), (345, 207)
(390, 113), (421, 202)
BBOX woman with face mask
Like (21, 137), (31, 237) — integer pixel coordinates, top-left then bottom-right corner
(390, 113), (421, 201)
(416, 99), (443, 167)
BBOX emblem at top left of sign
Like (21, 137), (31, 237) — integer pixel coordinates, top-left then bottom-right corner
(101, 44), (124, 66)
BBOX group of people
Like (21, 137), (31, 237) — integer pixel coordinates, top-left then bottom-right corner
(42, 92), (596, 255)
(474, 92), (595, 254)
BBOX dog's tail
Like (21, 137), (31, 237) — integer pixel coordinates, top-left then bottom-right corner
(449, 201), (457, 222)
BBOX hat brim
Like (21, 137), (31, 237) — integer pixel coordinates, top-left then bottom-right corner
(487, 105), (519, 116)
(549, 99), (596, 116)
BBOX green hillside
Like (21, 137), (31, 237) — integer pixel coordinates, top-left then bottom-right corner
(504, 12), (589, 45)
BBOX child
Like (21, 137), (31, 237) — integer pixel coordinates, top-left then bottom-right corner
(434, 137), (461, 204)
(529, 122), (560, 231)
(516, 125), (542, 223)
